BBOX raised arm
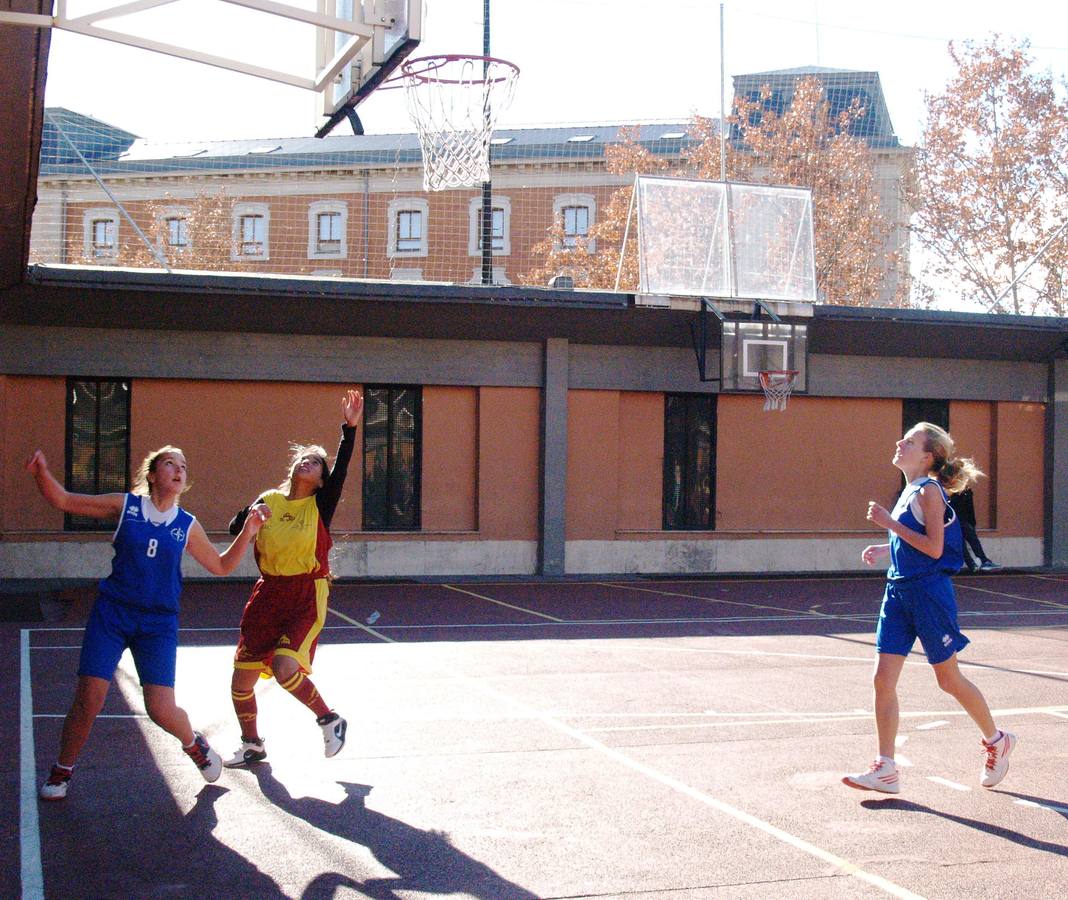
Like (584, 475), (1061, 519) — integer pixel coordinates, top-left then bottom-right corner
(26, 450), (124, 520)
(186, 503), (270, 576)
(317, 388), (363, 529)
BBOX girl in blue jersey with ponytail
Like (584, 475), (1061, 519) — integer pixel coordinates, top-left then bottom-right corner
(27, 445), (268, 801)
(843, 422), (1015, 795)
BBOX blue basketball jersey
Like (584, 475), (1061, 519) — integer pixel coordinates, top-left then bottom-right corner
(97, 493), (195, 614)
(888, 477), (964, 581)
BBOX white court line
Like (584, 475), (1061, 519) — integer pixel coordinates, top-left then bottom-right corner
(1015, 799), (1068, 814)
(20, 630), (45, 900)
(441, 584), (564, 622)
(1047, 710), (1068, 720)
(958, 582), (1068, 610)
(916, 721), (949, 730)
(329, 609), (920, 899)
(927, 777), (970, 792)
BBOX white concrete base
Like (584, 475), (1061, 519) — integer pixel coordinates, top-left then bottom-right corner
(0, 536), (1045, 580)
(564, 536), (1046, 575)
(0, 539), (539, 580)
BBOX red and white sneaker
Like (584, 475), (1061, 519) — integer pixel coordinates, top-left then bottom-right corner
(980, 731), (1016, 788)
(842, 758), (900, 794)
(40, 764), (73, 801)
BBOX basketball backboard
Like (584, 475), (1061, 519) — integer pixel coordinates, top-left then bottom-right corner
(633, 175), (816, 303)
(720, 321), (807, 393)
(316, 0), (422, 120)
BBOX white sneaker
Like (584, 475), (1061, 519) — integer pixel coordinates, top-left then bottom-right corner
(317, 711), (347, 758)
(40, 765), (73, 801)
(224, 738), (267, 768)
(980, 731), (1016, 788)
(842, 758), (900, 794)
(184, 732), (222, 783)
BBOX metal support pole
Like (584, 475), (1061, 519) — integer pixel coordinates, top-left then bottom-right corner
(480, 0), (493, 285)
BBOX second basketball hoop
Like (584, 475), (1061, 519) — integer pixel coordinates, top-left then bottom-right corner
(401, 54), (519, 192)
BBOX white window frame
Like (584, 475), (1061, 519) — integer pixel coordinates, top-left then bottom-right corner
(553, 193), (596, 251)
(157, 206), (191, 252)
(308, 200), (347, 260)
(231, 203), (270, 261)
(467, 195), (511, 256)
(83, 208), (119, 260)
(387, 198), (429, 258)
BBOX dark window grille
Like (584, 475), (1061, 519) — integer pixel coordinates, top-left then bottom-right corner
(363, 386), (421, 531)
(903, 399), (949, 435)
(663, 393), (716, 530)
(65, 378), (131, 530)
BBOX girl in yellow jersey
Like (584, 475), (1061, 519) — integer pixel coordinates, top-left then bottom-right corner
(224, 388), (362, 766)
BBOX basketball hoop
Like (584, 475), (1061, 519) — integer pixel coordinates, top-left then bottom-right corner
(401, 54), (519, 192)
(758, 370), (798, 412)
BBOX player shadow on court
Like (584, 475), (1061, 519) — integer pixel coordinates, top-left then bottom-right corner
(249, 765), (538, 899)
(860, 798), (1068, 856)
(181, 784), (289, 896)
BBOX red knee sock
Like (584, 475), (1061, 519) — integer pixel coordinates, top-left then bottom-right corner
(278, 670), (330, 719)
(231, 686), (260, 741)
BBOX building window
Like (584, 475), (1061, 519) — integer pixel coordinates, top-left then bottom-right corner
(562, 206), (589, 247)
(165, 216), (189, 249)
(396, 210), (423, 252)
(387, 198), (429, 257)
(826, 86), (876, 137)
(663, 393), (716, 530)
(83, 209), (119, 260)
(308, 201), (347, 259)
(240, 216), (265, 256)
(232, 204), (270, 260)
(467, 196), (511, 256)
(65, 378), (131, 531)
(553, 194), (596, 250)
(363, 386), (421, 531)
(902, 398), (949, 434)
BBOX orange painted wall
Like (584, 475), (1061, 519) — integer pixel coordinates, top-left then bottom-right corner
(477, 387), (540, 540)
(2, 376), (68, 532)
(950, 401), (995, 529)
(566, 390), (620, 540)
(716, 395), (903, 532)
(617, 392), (664, 531)
(991, 402), (1045, 537)
(421, 386), (477, 531)
(133, 380), (361, 534)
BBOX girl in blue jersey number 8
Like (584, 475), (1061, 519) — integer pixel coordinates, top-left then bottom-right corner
(843, 423), (1015, 794)
(27, 445), (268, 800)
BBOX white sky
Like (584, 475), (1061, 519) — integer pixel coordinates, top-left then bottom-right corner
(38, 0), (1068, 145)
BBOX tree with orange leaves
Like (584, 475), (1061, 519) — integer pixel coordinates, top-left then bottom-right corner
(909, 37), (1068, 315)
(523, 76), (901, 307)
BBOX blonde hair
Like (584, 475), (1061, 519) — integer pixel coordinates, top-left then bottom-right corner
(914, 423), (984, 494)
(131, 446), (189, 499)
(277, 443), (330, 494)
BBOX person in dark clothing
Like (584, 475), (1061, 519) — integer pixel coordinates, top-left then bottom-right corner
(948, 488), (1001, 573)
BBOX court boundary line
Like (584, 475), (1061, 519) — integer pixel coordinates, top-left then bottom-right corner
(20, 629), (44, 900)
(327, 609), (920, 898)
(441, 584), (564, 621)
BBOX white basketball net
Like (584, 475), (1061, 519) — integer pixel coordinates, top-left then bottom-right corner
(759, 370), (798, 412)
(402, 55), (519, 192)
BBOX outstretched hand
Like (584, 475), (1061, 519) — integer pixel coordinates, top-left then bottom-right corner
(866, 501), (892, 529)
(25, 450), (48, 477)
(342, 388), (364, 427)
(244, 502), (271, 535)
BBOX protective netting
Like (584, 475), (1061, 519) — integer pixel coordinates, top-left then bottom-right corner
(402, 55), (519, 192)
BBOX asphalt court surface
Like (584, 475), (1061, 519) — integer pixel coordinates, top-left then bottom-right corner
(11, 572), (1068, 898)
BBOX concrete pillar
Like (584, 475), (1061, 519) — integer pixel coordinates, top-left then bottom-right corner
(540, 338), (568, 575)
(1047, 357), (1068, 567)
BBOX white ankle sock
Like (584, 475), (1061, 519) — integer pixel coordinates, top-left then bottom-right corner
(983, 730), (1001, 745)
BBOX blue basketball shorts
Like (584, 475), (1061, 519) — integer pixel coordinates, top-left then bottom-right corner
(875, 575), (969, 665)
(79, 595), (179, 687)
